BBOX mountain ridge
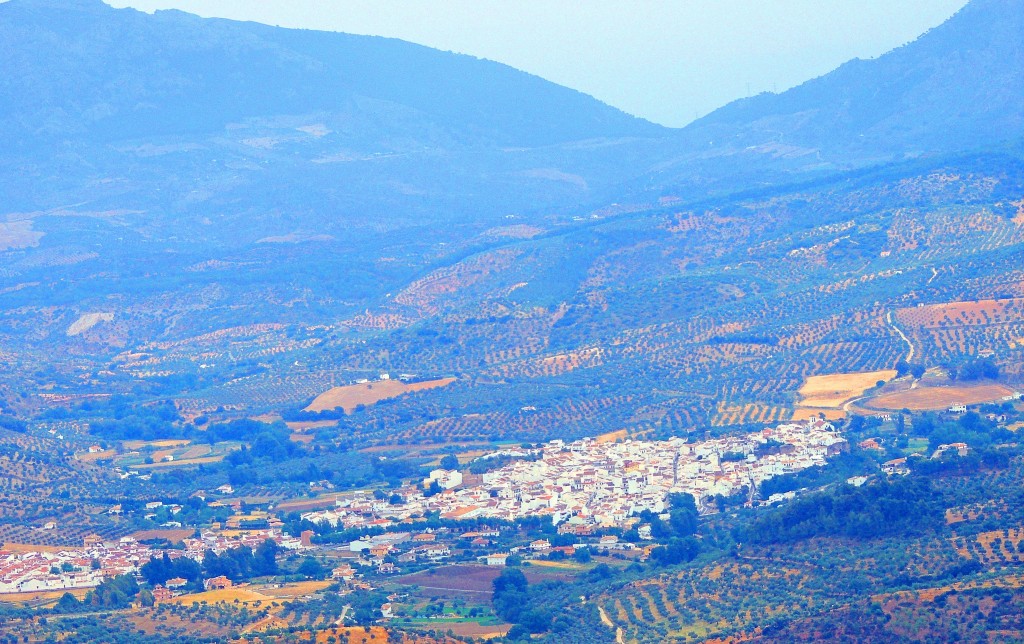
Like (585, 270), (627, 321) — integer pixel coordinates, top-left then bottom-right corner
(676, 0), (1023, 160)
(0, 0), (663, 150)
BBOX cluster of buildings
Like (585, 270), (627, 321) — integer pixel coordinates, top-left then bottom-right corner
(0, 536), (150, 594)
(178, 528), (307, 559)
(303, 420), (847, 532)
(0, 528), (306, 595)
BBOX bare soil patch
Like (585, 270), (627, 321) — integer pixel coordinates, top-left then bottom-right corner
(305, 378), (456, 413)
(866, 383), (1013, 410)
(132, 529), (192, 543)
(798, 370), (896, 408)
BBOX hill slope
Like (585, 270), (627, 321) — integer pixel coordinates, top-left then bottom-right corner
(0, 0), (659, 149)
(647, 0), (1024, 195)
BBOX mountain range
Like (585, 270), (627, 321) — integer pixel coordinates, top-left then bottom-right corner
(0, 0), (1022, 420)
(2, 1), (1024, 641)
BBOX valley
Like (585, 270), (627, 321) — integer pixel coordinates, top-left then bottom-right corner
(1, 0), (1023, 641)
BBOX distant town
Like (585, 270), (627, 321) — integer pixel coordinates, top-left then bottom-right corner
(302, 419), (847, 531)
(0, 420), (846, 597)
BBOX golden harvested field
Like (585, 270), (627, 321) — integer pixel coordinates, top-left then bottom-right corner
(255, 580), (331, 598)
(0, 587), (89, 605)
(867, 383), (1014, 410)
(305, 377), (456, 413)
(165, 587), (271, 605)
(1, 543), (76, 554)
(797, 370), (897, 408)
(791, 407), (847, 421)
(595, 429), (628, 444)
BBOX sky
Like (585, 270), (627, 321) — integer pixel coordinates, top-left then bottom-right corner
(99, 0), (969, 127)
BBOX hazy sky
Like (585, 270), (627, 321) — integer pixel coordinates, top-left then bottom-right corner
(100, 0), (969, 127)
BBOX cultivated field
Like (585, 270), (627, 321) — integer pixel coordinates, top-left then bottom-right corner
(115, 440), (243, 469)
(165, 587), (271, 605)
(305, 377), (456, 413)
(595, 429), (628, 444)
(0, 587), (89, 606)
(396, 565), (500, 595)
(791, 407), (848, 421)
(311, 627), (457, 644)
(131, 529), (192, 542)
(866, 383), (1014, 410)
(253, 580), (331, 598)
(797, 370), (897, 408)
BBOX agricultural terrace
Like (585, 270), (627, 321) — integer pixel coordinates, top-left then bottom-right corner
(304, 377), (456, 413)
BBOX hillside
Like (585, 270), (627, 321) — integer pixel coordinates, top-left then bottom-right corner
(0, 0), (659, 148)
(1, 1), (1024, 642)
(644, 0), (1024, 196)
(1, 0), (1022, 429)
(0, 0), (671, 237)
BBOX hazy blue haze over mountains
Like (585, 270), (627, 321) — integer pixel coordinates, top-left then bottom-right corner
(0, 0), (662, 148)
(1, 0), (1021, 218)
(0, 0), (1022, 400)
(681, 0), (1023, 160)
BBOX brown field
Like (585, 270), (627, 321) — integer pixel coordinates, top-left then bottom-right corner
(165, 587), (271, 605)
(595, 429), (628, 444)
(76, 449), (115, 463)
(797, 370), (897, 408)
(122, 439), (191, 450)
(312, 627), (455, 644)
(254, 580), (331, 598)
(397, 565), (501, 594)
(791, 408), (847, 421)
(272, 491), (358, 513)
(1, 542), (76, 554)
(178, 445), (211, 460)
(896, 298), (1023, 328)
(135, 455), (225, 468)
(866, 383), (1014, 411)
(0, 587), (89, 605)
(396, 564), (570, 598)
(431, 621), (511, 639)
(131, 528), (192, 543)
(305, 377), (456, 413)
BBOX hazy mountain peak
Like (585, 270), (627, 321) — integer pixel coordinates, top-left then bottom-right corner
(683, 0), (1023, 161)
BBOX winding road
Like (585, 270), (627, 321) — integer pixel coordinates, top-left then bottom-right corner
(886, 310), (915, 363)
